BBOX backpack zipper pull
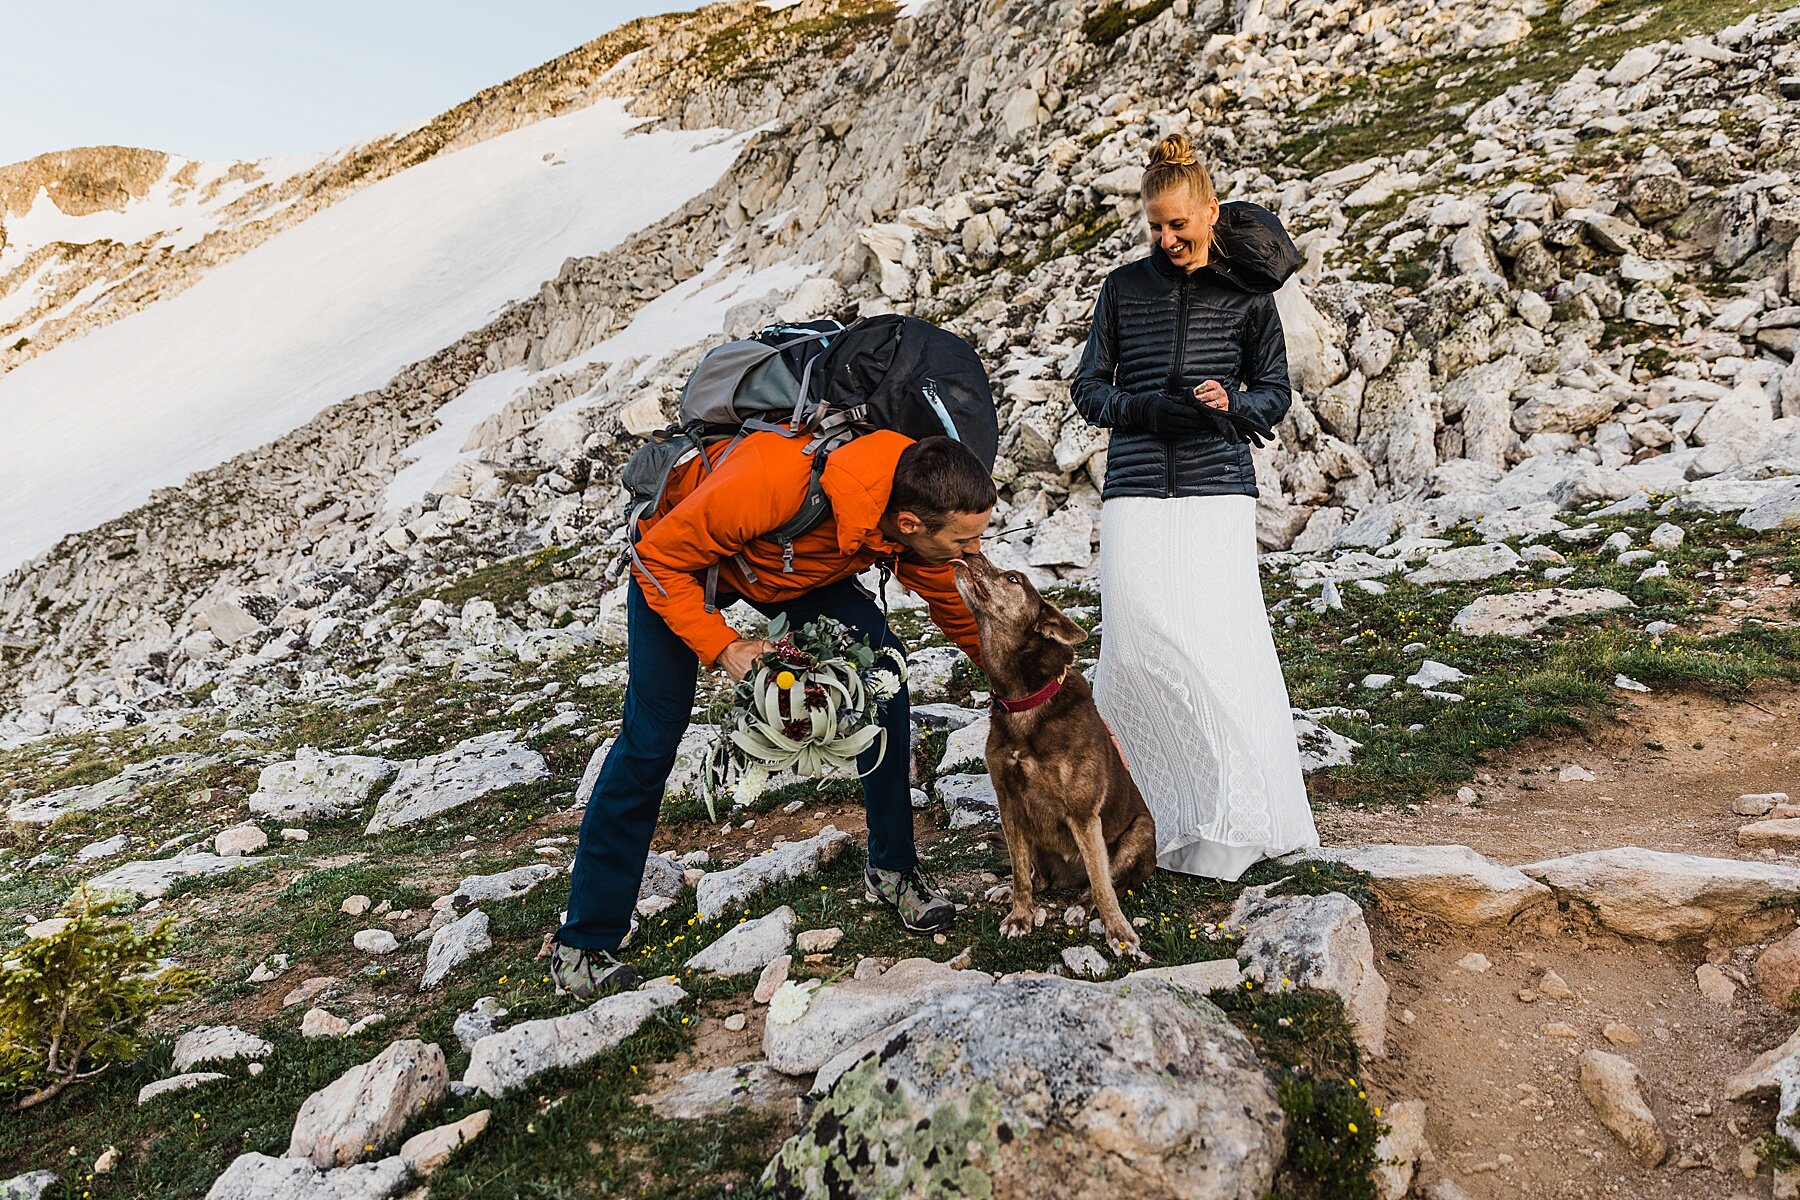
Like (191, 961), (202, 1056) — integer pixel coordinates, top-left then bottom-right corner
(782, 541), (796, 574)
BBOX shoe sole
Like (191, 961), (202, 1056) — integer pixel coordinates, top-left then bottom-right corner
(865, 881), (955, 935)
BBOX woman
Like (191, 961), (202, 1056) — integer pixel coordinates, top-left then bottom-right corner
(1071, 133), (1319, 880)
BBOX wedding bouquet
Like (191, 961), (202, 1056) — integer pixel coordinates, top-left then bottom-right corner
(699, 613), (908, 821)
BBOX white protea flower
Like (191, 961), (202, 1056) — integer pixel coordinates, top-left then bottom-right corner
(767, 978), (821, 1026)
(730, 763), (771, 808)
(866, 668), (902, 701)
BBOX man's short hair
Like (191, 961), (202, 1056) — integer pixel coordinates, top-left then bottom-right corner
(886, 437), (997, 531)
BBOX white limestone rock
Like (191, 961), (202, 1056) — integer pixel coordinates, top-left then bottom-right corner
(286, 1039), (449, 1169)
(1295, 844), (1551, 924)
(463, 984), (686, 1097)
(1404, 543), (1522, 584)
(1519, 847), (1800, 940)
(1293, 712), (1361, 772)
(694, 826), (854, 920)
(202, 1153), (409, 1200)
(9, 753), (208, 825)
(1450, 587), (1634, 636)
(247, 749), (397, 822)
(420, 909), (491, 990)
(769, 975), (1283, 1197)
(685, 906), (796, 976)
(139, 1072), (228, 1105)
(88, 852), (257, 899)
(933, 773), (1000, 827)
(365, 731), (549, 834)
(1228, 886), (1390, 1056)
(173, 1025), (273, 1072)
(762, 957), (993, 1076)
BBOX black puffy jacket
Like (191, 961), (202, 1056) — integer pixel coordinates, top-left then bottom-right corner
(1071, 201), (1300, 500)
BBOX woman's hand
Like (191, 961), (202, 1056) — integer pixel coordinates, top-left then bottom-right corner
(1193, 380), (1230, 411)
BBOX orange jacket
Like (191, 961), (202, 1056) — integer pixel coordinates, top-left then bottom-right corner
(632, 429), (983, 667)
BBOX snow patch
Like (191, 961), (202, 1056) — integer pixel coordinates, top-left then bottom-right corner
(382, 367), (532, 512)
(0, 100), (754, 571)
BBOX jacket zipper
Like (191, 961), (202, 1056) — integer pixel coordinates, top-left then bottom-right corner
(1166, 275), (1191, 498)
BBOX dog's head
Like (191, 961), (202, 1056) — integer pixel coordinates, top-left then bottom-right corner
(951, 555), (1087, 667)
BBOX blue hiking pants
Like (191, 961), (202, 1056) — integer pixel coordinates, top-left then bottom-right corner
(556, 575), (915, 951)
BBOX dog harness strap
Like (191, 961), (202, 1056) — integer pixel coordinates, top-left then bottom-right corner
(991, 669), (1068, 713)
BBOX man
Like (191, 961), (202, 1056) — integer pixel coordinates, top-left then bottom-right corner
(550, 431), (996, 999)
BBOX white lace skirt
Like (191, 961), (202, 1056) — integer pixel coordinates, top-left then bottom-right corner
(1094, 494), (1320, 880)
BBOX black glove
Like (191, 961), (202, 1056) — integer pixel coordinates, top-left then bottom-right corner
(1128, 392), (1220, 439)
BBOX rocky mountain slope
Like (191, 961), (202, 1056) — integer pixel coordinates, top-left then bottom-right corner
(0, 0), (1794, 737)
(2, 0), (1800, 1195)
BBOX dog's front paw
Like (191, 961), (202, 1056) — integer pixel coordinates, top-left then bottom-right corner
(985, 882), (1013, 906)
(999, 907), (1036, 939)
(1106, 923), (1144, 959)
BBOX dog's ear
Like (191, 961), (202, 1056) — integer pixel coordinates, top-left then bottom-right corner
(1033, 608), (1089, 646)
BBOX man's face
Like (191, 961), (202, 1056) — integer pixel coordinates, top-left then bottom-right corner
(891, 509), (991, 564)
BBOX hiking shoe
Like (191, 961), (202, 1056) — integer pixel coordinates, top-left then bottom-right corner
(865, 865), (956, 934)
(549, 942), (638, 1001)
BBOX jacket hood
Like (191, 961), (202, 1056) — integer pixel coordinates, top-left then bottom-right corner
(1151, 200), (1299, 294)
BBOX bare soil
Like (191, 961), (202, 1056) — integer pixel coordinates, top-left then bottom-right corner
(1328, 683), (1800, 1199)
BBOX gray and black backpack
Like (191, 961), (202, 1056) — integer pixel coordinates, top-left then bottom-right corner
(621, 314), (998, 611)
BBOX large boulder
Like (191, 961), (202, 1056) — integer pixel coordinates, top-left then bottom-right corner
(248, 749), (397, 822)
(463, 984), (685, 1097)
(203, 1153), (409, 1200)
(763, 957), (994, 1076)
(1518, 848), (1800, 941)
(87, 852), (257, 899)
(286, 1039), (449, 1168)
(1450, 588), (1634, 636)
(365, 732), (548, 834)
(1228, 887), (1389, 1056)
(765, 975), (1285, 1199)
(1295, 845), (1550, 924)
(172, 1025), (273, 1072)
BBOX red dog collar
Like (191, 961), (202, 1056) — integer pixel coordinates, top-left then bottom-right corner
(992, 669), (1068, 713)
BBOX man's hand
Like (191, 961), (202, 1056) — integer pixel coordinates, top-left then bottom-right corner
(1193, 380), (1230, 411)
(715, 638), (773, 681)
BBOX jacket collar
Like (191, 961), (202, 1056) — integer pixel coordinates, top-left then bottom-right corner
(1144, 201), (1300, 294)
(818, 430), (912, 557)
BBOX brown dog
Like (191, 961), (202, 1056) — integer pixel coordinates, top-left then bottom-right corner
(951, 554), (1157, 955)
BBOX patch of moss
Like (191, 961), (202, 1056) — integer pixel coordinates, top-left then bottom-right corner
(1083, 0), (1179, 45)
(1277, 0), (1789, 173)
(765, 1056), (1002, 1197)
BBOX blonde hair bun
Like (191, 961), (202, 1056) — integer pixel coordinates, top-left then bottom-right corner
(1141, 133), (1216, 203)
(1147, 133), (1198, 168)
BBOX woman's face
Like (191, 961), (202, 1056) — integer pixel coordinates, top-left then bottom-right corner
(1145, 185), (1220, 271)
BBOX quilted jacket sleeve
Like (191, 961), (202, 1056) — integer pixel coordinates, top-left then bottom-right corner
(1071, 276), (1147, 431)
(1225, 291), (1291, 438)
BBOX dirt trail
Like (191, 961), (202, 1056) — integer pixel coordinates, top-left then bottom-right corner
(1326, 683), (1800, 1199)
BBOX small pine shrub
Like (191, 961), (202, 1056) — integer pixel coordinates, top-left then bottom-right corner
(0, 889), (206, 1110)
